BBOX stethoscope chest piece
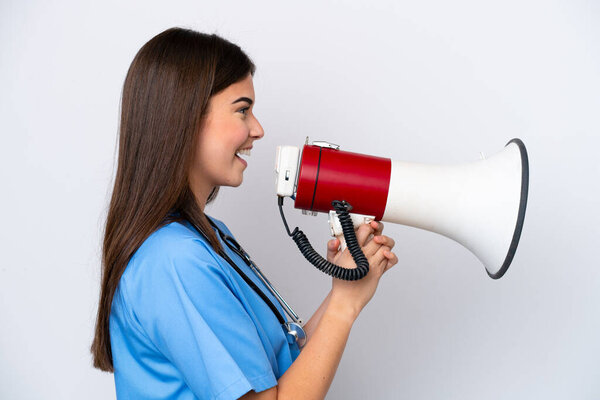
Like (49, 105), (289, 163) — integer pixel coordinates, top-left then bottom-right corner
(285, 322), (307, 348)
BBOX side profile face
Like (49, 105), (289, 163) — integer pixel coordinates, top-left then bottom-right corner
(189, 74), (264, 203)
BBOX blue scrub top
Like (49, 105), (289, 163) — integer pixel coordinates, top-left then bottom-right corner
(109, 217), (300, 400)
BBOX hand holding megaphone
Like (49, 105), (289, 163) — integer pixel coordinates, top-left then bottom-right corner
(275, 138), (528, 280)
(327, 220), (399, 315)
(327, 219), (397, 272)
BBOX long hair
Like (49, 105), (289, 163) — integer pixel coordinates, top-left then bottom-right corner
(91, 27), (255, 372)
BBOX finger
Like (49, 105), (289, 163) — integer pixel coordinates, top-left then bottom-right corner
(370, 245), (391, 272)
(370, 221), (384, 236)
(327, 238), (340, 261)
(383, 251), (399, 272)
(355, 223), (376, 246)
(362, 234), (395, 258)
(361, 236), (385, 258)
(372, 235), (396, 250)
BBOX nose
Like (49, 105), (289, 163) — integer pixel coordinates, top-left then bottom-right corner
(251, 115), (265, 139)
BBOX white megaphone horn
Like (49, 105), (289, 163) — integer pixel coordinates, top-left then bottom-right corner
(275, 138), (529, 280)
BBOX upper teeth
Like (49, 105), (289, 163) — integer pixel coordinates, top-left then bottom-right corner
(237, 149), (251, 156)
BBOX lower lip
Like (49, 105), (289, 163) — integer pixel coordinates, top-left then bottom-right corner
(235, 155), (247, 167)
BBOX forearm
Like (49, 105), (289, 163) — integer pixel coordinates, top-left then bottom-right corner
(301, 291), (332, 341)
(276, 293), (358, 400)
(242, 222), (397, 400)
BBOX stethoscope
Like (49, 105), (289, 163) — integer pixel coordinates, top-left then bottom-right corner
(190, 217), (307, 348)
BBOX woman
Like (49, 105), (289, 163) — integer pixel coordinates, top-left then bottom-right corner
(91, 27), (398, 400)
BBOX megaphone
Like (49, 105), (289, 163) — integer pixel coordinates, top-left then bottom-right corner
(275, 138), (529, 280)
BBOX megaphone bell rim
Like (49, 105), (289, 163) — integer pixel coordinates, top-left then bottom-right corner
(486, 138), (529, 279)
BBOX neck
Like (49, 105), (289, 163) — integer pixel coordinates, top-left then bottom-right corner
(189, 175), (215, 213)
(192, 188), (211, 213)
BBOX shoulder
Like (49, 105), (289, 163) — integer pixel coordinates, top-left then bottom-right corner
(115, 219), (238, 323)
(138, 220), (207, 256)
(134, 221), (212, 262)
(120, 221), (225, 295)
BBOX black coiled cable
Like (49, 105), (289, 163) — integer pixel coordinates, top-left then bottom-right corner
(278, 197), (369, 281)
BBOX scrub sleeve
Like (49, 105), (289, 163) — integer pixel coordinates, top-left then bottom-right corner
(109, 219), (300, 400)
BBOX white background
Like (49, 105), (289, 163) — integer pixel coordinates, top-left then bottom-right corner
(1, 0), (599, 399)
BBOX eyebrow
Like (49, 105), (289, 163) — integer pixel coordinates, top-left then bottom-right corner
(232, 97), (254, 105)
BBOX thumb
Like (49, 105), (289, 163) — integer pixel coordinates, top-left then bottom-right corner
(327, 238), (340, 262)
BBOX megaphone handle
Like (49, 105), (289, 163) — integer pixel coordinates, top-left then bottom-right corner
(329, 212), (375, 253)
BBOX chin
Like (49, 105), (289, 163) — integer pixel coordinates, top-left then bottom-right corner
(230, 176), (244, 187)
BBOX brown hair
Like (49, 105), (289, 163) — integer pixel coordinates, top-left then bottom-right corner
(91, 27), (256, 372)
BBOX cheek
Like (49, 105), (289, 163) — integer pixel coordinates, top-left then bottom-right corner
(222, 121), (249, 148)
(197, 118), (248, 162)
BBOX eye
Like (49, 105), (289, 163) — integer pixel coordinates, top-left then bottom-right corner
(238, 106), (250, 116)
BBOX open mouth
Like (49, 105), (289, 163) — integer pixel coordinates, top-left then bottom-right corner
(235, 148), (251, 165)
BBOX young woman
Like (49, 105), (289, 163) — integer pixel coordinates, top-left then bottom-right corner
(91, 27), (398, 400)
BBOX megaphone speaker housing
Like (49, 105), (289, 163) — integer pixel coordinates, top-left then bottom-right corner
(292, 139), (529, 279)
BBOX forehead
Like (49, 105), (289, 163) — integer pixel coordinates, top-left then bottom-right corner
(213, 75), (255, 104)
